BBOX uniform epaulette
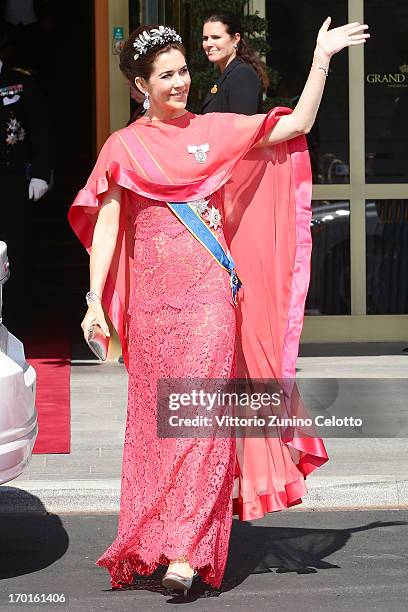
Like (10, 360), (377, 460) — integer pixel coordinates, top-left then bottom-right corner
(13, 67), (32, 76)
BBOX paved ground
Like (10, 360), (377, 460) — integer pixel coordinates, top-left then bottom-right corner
(0, 509), (407, 612)
(1, 343), (407, 610)
(2, 342), (407, 513)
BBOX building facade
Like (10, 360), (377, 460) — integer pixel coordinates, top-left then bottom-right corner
(96, 0), (408, 342)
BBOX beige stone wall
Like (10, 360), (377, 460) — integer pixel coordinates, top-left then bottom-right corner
(248, 0), (265, 18)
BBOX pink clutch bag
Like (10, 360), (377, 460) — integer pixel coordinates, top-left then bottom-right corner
(86, 325), (109, 361)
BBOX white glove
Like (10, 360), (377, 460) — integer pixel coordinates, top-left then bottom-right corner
(28, 178), (49, 201)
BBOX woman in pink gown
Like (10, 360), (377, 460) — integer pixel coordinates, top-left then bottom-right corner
(68, 21), (369, 594)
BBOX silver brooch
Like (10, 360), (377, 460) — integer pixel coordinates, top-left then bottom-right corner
(187, 143), (209, 164)
(189, 198), (209, 215)
(207, 205), (222, 230)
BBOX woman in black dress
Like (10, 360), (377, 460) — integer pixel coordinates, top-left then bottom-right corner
(201, 11), (269, 115)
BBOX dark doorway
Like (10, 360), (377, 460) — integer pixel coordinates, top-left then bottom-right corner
(15, 2), (95, 344)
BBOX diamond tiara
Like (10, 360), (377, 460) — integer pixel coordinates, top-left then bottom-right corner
(133, 26), (183, 61)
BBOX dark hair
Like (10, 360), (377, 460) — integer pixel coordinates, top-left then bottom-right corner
(120, 25), (186, 119)
(204, 12), (269, 92)
(120, 25), (186, 85)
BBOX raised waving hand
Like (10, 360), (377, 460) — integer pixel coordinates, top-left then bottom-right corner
(256, 16), (370, 147)
(316, 16), (370, 57)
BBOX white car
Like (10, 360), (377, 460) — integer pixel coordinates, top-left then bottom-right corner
(0, 241), (38, 485)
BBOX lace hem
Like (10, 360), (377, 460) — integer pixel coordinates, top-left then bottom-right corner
(97, 550), (223, 590)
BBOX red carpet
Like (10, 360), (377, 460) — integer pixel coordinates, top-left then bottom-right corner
(24, 329), (71, 454)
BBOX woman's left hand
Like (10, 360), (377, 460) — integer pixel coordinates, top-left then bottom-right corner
(316, 16), (370, 59)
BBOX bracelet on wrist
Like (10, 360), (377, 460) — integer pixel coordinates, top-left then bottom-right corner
(313, 63), (330, 77)
(86, 291), (102, 307)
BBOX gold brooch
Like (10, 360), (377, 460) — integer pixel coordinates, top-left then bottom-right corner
(210, 84), (218, 94)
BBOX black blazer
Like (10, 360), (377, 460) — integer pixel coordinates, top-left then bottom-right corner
(201, 57), (263, 115)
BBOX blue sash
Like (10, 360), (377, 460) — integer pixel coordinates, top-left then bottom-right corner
(166, 202), (242, 305)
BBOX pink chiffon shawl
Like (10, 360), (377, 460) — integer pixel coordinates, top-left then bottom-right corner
(68, 107), (328, 521)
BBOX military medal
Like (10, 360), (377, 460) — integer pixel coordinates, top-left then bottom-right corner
(210, 84), (218, 94)
(189, 199), (209, 215)
(187, 143), (209, 164)
(0, 84), (23, 97)
(5, 116), (25, 145)
(207, 205), (222, 229)
(188, 199), (222, 230)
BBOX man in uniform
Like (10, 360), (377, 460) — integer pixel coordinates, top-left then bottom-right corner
(0, 24), (52, 332)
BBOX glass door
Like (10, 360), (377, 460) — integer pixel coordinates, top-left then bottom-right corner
(364, 0), (408, 316)
(267, 0), (408, 341)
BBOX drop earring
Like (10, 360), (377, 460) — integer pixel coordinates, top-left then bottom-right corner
(143, 91), (150, 110)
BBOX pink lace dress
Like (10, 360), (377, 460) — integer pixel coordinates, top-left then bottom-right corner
(68, 109), (329, 593)
(95, 191), (237, 589)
